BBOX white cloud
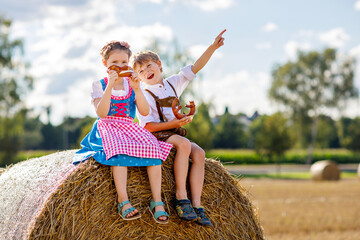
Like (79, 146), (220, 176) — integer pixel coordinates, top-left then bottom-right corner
(261, 22), (278, 32)
(141, 0), (163, 3)
(296, 29), (315, 38)
(169, 0), (234, 11)
(318, 28), (350, 48)
(188, 44), (223, 59)
(255, 42), (272, 50)
(200, 70), (276, 116)
(355, 0), (360, 10)
(284, 41), (312, 59)
(20, 0), (174, 124)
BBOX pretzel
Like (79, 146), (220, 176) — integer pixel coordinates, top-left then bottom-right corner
(172, 98), (196, 119)
(107, 65), (133, 77)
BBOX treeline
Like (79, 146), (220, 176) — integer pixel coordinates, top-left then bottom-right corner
(15, 106), (360, 154)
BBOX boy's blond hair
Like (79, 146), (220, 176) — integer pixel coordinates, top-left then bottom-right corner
(130, 50), (163, 72)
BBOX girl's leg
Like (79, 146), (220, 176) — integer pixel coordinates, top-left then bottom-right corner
(188, 143), (206, 208)
(112, 166), (138, 217)
(147, 165), (167, 221)
(166, 135), (192, 200)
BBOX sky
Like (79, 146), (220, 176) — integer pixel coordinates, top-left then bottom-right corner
(1, 0), (360, 125)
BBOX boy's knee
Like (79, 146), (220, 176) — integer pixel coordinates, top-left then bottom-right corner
(175, 137), (191, 152)
(193, 148), (205, 162)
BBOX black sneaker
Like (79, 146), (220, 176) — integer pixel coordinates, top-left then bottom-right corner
(174, 199), (197, 221)
(193, 207), (213, 226)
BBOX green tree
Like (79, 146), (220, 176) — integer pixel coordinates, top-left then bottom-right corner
(338, 117), (360, 152)
(184, 102), (214, 150)
(269, 48), (357, 164)
(213, 107), (247, 149)
(250, 112), (293, 172)
(316, 115), (339, 149)
(0, 17), (33, 166)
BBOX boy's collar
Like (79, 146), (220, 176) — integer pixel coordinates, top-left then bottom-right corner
(142, 78), (165, 88)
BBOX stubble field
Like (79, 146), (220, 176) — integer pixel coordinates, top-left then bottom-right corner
(241, 178), (360, 240)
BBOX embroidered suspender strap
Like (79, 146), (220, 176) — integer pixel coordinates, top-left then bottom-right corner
(145, 89), (165, 122)
(167, 81), (178, 98)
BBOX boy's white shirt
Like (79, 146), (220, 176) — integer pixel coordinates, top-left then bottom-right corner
(136, 65), (196, 127)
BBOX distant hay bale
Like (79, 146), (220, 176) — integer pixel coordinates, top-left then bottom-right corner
(0, 150), (264, 240)
(310, 160), (340, 181)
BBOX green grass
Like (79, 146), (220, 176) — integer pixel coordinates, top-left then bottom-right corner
(207, 148), (360, 164)
(16, 150), (57, 162)
(236, 171), (358, 180)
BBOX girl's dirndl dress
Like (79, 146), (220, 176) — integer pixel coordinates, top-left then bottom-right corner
(73, 77), (173, 166)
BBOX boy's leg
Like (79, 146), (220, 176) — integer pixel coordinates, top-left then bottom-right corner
(166, 135), (192, 200)
(189, 143), (205, 207)
(189, 143), (212, 226)
(146, 165), (167, 221)
(112, 166), (138, 217)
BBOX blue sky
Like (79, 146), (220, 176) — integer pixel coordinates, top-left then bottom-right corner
(1, 0), (360, 124)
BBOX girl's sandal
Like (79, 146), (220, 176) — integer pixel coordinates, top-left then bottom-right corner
(148, 199), (169, 224)
(117, 200), (141, 220)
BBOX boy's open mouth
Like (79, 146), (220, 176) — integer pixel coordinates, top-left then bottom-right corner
(147, 73), (154, 80)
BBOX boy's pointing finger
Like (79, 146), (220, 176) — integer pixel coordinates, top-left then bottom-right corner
(217, 29), (227, 38)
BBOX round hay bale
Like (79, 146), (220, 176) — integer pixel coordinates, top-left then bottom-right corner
(0, 150), (264, 240)
(310, 160), (340, 181)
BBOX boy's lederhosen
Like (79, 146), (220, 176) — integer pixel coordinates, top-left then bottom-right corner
(145, 82), (187, 142)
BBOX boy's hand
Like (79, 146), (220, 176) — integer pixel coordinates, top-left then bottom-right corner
(129, 72), (140, 90)
(211, 29), (226, 50)
(170, 115), (193, 127)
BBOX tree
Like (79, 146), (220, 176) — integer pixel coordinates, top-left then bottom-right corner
(213, 107), (247, 149)
(0, 17), (33, 166)
(269, 48), (357, 164)
(184, 102), (214, 150)
(338, 117), (360, 152)
(316, 115), (340, 149)
(250, 112), (293, 172)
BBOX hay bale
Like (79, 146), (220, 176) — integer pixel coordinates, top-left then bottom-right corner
(310, 160), (340, 181)
(0, 150), (264, 240)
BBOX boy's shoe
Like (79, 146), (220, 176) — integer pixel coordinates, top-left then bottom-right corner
(193, 206), (213, 226)
(174, 199), (197, 221)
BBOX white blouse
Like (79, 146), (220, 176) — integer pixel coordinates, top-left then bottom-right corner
(91, 79), (130, 103)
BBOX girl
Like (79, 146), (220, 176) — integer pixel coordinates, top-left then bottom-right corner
(73, 41), (172, 224)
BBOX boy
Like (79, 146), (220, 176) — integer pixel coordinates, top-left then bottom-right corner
(131, 29), (226, 226)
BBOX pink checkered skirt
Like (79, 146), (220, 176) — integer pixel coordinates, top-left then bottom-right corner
(97, 116), (172, 161)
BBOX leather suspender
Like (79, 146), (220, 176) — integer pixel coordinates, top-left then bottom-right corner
(145, 81), (178, 122)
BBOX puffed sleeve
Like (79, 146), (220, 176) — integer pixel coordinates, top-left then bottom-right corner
(167, 65), (196, 96)
(91, 80), (103, 103)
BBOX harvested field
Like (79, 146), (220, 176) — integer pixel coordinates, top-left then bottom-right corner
(241, 178), (360, 240)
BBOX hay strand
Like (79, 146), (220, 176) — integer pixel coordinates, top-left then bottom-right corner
(0, 150), (264, 239)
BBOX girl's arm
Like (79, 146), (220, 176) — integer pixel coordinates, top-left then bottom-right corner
(94, 70), (117, 118)
(129, 73), (149, 116)
(191, 29), (226, 74)
(134, 88), (149, 116)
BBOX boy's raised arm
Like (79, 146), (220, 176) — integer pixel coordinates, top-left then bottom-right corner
(191, 29), (226, 74)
